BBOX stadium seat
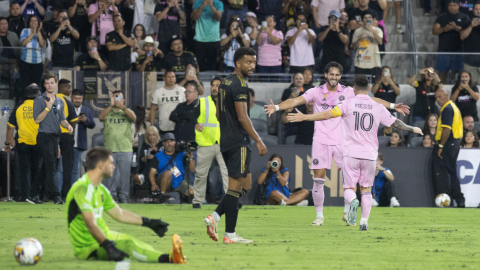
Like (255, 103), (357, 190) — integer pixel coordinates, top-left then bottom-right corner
(252, 119), (268, 135)
(377, 136), (390, 147)
(475, 122), (480, 132)
(413, 120), (425, 130)
(285, 135), (296, 145)
(91, 133), (104, 147)
(410, 137), (424, 147)
(377, 123), (385, 136)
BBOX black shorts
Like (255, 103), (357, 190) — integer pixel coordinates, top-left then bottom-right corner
(222, 146), (251, 178)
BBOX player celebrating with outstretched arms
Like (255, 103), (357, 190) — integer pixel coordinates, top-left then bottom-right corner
(265, 61), (410, 226)
(287, 75), (423, 230)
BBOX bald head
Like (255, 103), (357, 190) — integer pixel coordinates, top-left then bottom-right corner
(435, 88), (449, 107)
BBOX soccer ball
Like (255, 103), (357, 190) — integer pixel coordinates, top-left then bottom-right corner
(435, 193), (451, 208)
(14, 238), (43, 265)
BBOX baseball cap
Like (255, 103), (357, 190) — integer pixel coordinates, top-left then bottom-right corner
(86, 36), (99, 43)
(162, 133), (175, 142)
(328, 10), (341, 18)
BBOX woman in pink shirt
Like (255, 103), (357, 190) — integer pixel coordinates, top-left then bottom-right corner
(88, 0), (119, 54)
(256, 15), (283, 73)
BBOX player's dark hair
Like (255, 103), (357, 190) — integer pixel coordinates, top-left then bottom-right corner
(86, 147), (112, 171)
(72, 89), (83, 96)
(211, 77), (222, 86)
(354, 74), (369, 91)
(248, 88), (255, 97)
(323, 61), (343, 75)
(44, 73), (58, 83)
(184, 80), (198, 92)
(378, 152), (384, 161)
(10, 2), (19, 7)
(58, 78), (70, 86)
(266, 153), (286, 179)
(233, 47), (256, 66)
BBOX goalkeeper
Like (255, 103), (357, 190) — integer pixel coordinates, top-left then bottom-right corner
(65, 147), (186, 264)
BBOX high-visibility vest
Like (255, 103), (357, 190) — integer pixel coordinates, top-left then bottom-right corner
(195, 96), (220, 146)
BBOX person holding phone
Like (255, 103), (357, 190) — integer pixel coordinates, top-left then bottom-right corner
(460, 2), (480, 84)
(18, 0), (45, 18)
(220, 18), (250, 73)
(45, 11), (80, 71)
(256, 15), (283, 74)
(450, 70), (479, 120)
(318, 10), (349, 72)
(88, 0), (119, 55)
(135, 36), (164, 72)
(371, 66), (400, 113)
(75, 36), (108, 71)
(285, 12), (316, 74)
(407, 67), (442, 122)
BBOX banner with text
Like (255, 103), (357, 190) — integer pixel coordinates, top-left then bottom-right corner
(457, 149), (480, 207)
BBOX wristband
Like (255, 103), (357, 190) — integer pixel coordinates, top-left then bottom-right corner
(45, 107), (50, 112)
(4, 142), (10, 145)
(438, 144), (444, 148)
(274, 105), (280, 111)
(389, 103), (395, 110)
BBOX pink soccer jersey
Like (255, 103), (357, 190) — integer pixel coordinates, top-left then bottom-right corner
(331, 94), (396, 161)
(302, 83), (355, 145)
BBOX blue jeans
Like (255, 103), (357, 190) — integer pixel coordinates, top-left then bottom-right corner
(222, 6), (248, 28)
(72, 148), (84, 184)
(435, 54), (463, 73)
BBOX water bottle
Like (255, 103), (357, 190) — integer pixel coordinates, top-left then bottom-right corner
(4, 102), (9, 118)
(132, 153), (137, 168)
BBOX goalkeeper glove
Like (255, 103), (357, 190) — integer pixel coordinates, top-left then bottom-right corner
(142, 217), (169, 237)
(100, 240), (129, 261)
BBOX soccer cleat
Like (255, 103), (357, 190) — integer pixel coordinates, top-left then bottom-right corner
(204, 215), (218, 242)
(170, 234), (186, 264)
(311, 217), (324, 226)
(359, 224), (369, 231)
(347, 199), (359, 226)
(54, 196), (64, 205)
(372, 199), (379, 207)
(390, 197), (400, 207)
(223, 233), (253, 244)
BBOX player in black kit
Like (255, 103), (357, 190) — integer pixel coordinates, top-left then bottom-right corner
(204, 47), (268, 244)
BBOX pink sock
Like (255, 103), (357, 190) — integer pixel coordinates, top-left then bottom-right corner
(312, 178), (325, 212)
(361, 192), (372, 219)
(344, 189), (356, 205)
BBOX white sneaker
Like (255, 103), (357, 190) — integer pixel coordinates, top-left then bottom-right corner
(223, 233), (253, 244)
(311, 216), (324, 226)
(390, 197), (400, 207)
(372, 199), (379, 207)
(296, 200), (308, 206)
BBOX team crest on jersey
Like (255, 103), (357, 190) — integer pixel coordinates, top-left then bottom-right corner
(322, 93), (327, 101)
(339, 95), (345, 101)
(313, 159), (319, 165)
(321, 104), (329, 110)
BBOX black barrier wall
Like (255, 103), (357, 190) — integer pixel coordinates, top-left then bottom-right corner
(241, 146), (436, 207)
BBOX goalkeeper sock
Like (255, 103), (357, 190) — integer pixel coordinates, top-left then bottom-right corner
(224, 190), (241, 233)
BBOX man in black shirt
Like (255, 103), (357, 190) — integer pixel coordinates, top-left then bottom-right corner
(7, 3), (26, 38)
(75, 36), (108, 71)
(161, 36), (198, 83)
(136, 36), (164, 72)
(460, 2), (480, 84)
(154, 0), (185, 54)
(45, 11), (80, 70)
(294, 102), (314, 145)
(42, 4), (62, 35)
(204, 47), (267, 244)
(105, 15), (134, 71)
(318, 10), (349, 72)
(169, 81), (198, 142)
(432, 0), (469, 83)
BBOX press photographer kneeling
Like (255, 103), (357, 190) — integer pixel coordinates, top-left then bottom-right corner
(148, 133), (196, 203)
(258, 154), (309, 206)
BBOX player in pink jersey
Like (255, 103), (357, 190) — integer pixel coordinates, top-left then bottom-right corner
(287, 75), (423, 230)
(265, 62), (410, 226)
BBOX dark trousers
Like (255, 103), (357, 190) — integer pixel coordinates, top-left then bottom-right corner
(194, 41), (220, 71)
(58, 133), (75, 198)
(34, 132), (60, 198)
(290, 65), (314, 74)
(16, 143), (42, 199)
(355, 67), (380, 81)
(18, 60), (43, 95)
(378, 181), (397, 207)
(432, 140), (465, 204)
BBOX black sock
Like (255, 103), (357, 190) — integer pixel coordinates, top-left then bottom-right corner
(158, 254), (170, 263)
(240, 188), (248, 197)
(225, 190), (241, 233)
(214, 196), (226, 217)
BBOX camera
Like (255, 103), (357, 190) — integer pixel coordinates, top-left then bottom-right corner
(271, 160), (279, 169)
(62, 17), (68, 22)
(175, 140), (198, 153)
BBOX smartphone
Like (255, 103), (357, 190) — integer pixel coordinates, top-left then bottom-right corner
(79, 113), (85, 116)
(384, 69), (390, 77)
(147, 51), (152, 57)
(262, 21), (267, 27)
(115, 95), (121, 102)
(233, 24), (239, 30)
(301, 19), (306, 25)
(62, 17), (68, 22)
(332, 16), (337, 22)
(366, 19), (371, 26)
(188, 68), (195, 76)
(91, 47), (97, 53)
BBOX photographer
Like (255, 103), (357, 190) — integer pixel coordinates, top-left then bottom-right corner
(258, 154), (309, 206)
(134, 126), (162, 185)
(372, 152), (400, 207)
(148, 133), (195, 202)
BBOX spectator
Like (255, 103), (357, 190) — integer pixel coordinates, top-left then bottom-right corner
(42, 4), (62, 31)
(256, 15), (283, 73)
(303, 67), (314, 90)
(133, 126), (162, 185)
(221, 18), (250, 73)
(71, 89), (95, 182)
(248, 88), (267, 121)
(170, 81), (199, 142)
(192, 0), (223, 71)
(257, 0), (283, 30)
(423, 113), (438, 136)
(386, 130), (405, 147)
(460, 3), (480, 84)
(347, 0), (379, 36)
(294, 102), (314, 145)
(0, 17), (21, 77)
(372, 152), (400, 207)
(161, 36), (198, 84)
(463, 115), (480, 137)
(383, 0), (403, 34)
(19, 15), (45, 88)
(88, 0), (119, 55)
(131, 105), (149, 151)
(135, 36), (164, 72)
(461, 129), (480, 148)
(148, 133), (195, 200)
(379, 125), (393, 136)
(432, 0), (468, 83)
(4, 84), (41, 203)
(154, 0), (185, 54)
(74, 36), (108, 71)
(283, 0), (311, 30)
(131, 23), (146, 57)
(318, 10), (349, 72)
(18, 0), (45, 18)
(451, 70), (479, 120)
(45, 11), (79, 71)
(106, 15), (134, 71)
(423, 133), (436, 148)
(285, 12), (316, 74)
(244, 11), (258, 45)
(352, 9), (383, 78)
(7, 3), (26, 38)
(371, 66), (400, 113)
(340, 11), (353, 74)
(281, 86), (301, 137)
(257, 153), (309, 206)
(150, 70), (186, 134)
(312, 0), (344, 29)
(367, 0), (386, 56)
(282, 72), (305, 100)
(131, 0), (158, 38)
(68, 0), (91, 53)
(33, 73), (73, 204)
(407, 67), (442, 122)
(99, 90), (137, 203)
(223, 0), (249, 29)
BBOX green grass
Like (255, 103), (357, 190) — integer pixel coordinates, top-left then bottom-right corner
(0, 203), (479, 270)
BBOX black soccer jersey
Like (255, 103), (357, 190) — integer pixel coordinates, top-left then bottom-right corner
(161, 51), (197, 82)
(218, 74), (251, 152)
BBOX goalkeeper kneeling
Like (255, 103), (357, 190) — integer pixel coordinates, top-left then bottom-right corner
(65, 147), (186, 264)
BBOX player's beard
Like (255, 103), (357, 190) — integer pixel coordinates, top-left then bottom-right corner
(327, 77), (339, 88)
(241, 67), (253, 78)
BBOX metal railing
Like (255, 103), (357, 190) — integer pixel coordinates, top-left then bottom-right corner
(403, 0), (418, 75)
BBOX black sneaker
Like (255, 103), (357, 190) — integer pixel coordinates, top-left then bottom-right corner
(193, 203), (201, 209)
(27, 196), (44, 204)
(54, 196), (64, 205)
(14, 197), (27, 202)
(359, 224), (369, 231)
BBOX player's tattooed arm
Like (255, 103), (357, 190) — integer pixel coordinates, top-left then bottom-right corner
(391, 119), (423, 135)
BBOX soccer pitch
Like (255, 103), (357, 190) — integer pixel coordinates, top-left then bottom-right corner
(1, 204), (479, 270)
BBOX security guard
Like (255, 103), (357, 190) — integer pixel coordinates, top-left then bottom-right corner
(191, 77), (228, 208)
(433, 88), (465, 207)
(5, 84), (42, 203)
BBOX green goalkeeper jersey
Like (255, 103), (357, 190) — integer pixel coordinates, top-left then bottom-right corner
(65, 174), (117, 255)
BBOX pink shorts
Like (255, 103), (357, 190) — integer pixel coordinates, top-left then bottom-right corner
(311, 141), (343, 170)
(342, 156), (376, 188)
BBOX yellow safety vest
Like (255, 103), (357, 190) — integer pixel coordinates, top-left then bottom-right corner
(195, 96), (220, 147)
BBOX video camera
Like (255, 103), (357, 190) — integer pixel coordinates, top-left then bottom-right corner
(175, 140), (198, 153)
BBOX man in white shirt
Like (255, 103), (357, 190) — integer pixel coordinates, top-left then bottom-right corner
(285, 12), (316, 74)
(149, 70), (186, 134)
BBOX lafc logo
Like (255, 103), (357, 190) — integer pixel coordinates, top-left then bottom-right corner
(102, 76), (122, 92)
